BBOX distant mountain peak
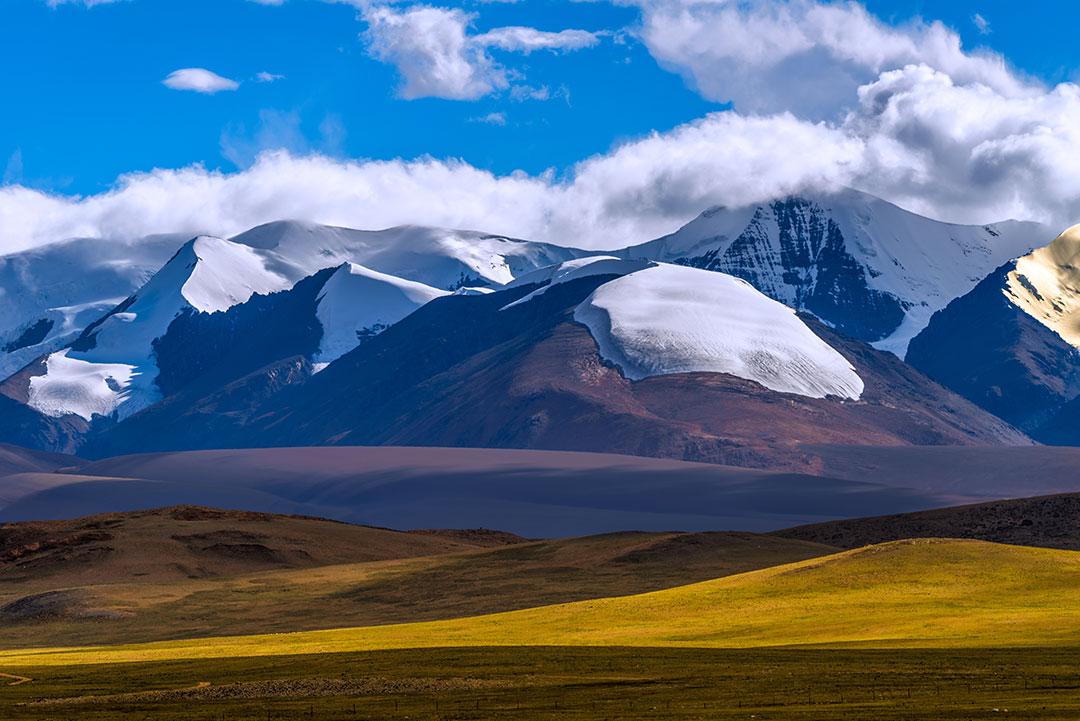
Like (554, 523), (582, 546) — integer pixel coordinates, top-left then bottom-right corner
(623, 189), (1049, 357)
(1004, 223), (1080, 348)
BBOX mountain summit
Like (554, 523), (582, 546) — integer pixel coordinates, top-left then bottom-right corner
(621, 188), (1046, 356)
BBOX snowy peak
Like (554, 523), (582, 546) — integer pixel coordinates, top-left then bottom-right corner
(573, 263), (864, 400)
(231, 220), (583, 290)
(25, 236), (290, 421)
(313, 262), (450, 366)
(180, 236), (291, 313)
(502, 256), (655, 309)
(0, 233), (185, 379)
(622, 189), (1047, 357)
(1004, 224), (1080, 348)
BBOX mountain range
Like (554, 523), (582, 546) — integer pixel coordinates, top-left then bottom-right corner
(2, 187), (1075, 472)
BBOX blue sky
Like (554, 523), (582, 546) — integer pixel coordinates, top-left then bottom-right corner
(3, 0), (1080, 252)
(3, 0), (713, 193)
(3, 0), (1076, 195)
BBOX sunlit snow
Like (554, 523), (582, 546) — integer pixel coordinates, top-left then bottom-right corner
(574, 264), (864, 400)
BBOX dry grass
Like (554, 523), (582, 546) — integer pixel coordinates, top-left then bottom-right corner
(2, 539), (1078, 669)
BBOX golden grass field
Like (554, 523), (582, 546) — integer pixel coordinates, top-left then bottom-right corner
(0, 515), (834, 648)
(3, 538), (1078, 670)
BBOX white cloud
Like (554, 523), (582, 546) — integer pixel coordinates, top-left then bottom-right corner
(45, 0), (123, 6)
(163, 68), (241, 94)
(973, 13), (991, 35)
(359, 4), (602, 100)
(845, 64), (1080, 225)
(474, 26), (602, 54)
(363, 5), (505, 100)
(471, 111), (507, 125)
(255, 72), (286, 83)
(6, 61), (1080, 257)
(9, 0), (1080, 260)
(628, 0), (1030, 119)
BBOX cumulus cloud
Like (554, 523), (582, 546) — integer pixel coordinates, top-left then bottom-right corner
(363, 5), (505, 100)
(163, 68), (241, 94)
(846, 64), (1080, 224)
(360, 4), (601, 100)
(628, 0), (1030, 119)
(9, 0), (1080, 258)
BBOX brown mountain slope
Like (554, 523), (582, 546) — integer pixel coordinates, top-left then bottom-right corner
(0, 506), (835, 647)
(774, 493), (1080, 550)
(0, 505), (517, 587)
(87, 276), (1029, 472)
(0, 507), (833, 647)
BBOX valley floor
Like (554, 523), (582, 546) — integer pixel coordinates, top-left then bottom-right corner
(2, 646), (1078, 720)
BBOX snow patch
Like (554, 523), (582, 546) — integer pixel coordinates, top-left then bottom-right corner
(314, 263), (449, 366)
(181, 237), (290, 312)
(27, 350), (137, 421)
(502, 256), (656, 309)
(573, 264), (864, 400)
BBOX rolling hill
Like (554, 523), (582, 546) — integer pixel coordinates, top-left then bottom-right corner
(0, 505), (834, 647)
(2, 539), (1077, 668)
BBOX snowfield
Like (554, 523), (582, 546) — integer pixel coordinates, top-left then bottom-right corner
(502, 256), (654, 309)
(231, 220), (582, 291)
(27, 349), (138, 421)
(0, 234), (185, 378)
(574, 264), (865, 400)
(314, 262), (450, 367)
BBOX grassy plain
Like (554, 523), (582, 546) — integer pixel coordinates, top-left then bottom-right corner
(2, 539), (1078, 670)
(2, 647), (1079, 720)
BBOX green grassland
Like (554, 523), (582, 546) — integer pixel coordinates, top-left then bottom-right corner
(0, 529), (833, 648)
(3, 539), (1078, 669)
(2, 647), (1079, 720)
(3, 538), (1078, 719)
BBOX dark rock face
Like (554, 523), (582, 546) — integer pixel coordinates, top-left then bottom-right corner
(152, 268), (330, 398)
(677, 199), (905, 342)
(0, 395), (88, 456)
(2, 319), (54, 353)
(907, 262), (1080, 437)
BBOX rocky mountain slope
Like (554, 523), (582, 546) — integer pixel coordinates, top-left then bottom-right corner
(621, 188), (1046, 356)
(83, 262), (1028, 470)
(907, 225), (1080, 441)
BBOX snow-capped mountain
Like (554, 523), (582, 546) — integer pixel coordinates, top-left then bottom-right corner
(230, 220), (585, 290)
(574, 264), (864, 399)
(0, 220), (585, 383)
(907, 224), (1080, 440)
(0, 234), (187, 379)
(313, 263), (450, 369)
(621, 188), (1048, 357)
(19, 237), (292, 421)
(0, 197), (1037, 461)
(0, 220), (593, 422)
(83, 256), (1026, 466)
